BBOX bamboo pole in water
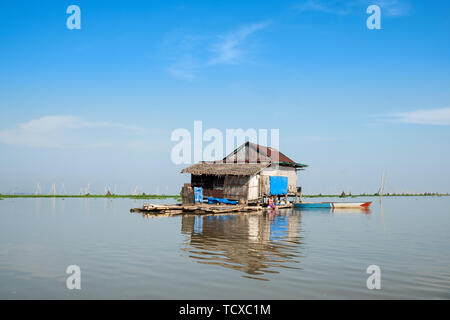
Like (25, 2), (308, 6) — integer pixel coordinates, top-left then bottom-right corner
(379, 171), (386, 199)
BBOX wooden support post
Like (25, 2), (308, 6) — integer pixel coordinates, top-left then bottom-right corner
(297, 186), (303, 203)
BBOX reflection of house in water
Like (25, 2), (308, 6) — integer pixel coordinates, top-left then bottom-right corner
(181, 210), (305, 280)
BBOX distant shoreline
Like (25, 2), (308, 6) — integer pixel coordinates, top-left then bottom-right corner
(0, 193), (448, 199)
(0, 194), (180, 199)
(303, 193), (450, 198)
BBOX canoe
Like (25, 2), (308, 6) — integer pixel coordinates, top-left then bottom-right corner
(294, 202), (372, 209)
(332, 202), (372, 208)
(295, 202), (332, 208)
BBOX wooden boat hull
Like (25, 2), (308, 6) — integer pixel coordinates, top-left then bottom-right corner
(332, 202), (371, 208)
(294, 202), (372, 209)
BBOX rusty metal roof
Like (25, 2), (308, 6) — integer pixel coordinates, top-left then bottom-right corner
(221, 142), (308, 168)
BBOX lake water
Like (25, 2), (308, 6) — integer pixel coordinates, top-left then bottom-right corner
(0, 197), (449, 299)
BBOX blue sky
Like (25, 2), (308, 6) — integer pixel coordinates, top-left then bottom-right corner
(1, 0), (450, 194)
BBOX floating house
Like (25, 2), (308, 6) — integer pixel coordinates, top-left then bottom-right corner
(181, 142), (307, 204)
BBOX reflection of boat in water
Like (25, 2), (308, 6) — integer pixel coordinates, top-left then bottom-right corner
(180, 210), (305, 281)
(294, 202), (372, 209)
(331, 207), (371, 214)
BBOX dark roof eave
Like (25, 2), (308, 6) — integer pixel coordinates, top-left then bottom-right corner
(278, 161), (308, 168)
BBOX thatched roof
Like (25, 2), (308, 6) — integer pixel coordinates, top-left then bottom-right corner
(181, 162), (270, 176)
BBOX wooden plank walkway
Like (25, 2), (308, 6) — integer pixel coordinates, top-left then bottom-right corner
(130, 203), (293, 216)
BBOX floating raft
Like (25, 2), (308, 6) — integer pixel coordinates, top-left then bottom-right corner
(130, 203), (293, 216)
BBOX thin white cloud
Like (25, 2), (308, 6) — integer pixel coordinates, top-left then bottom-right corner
(391, 108), (450, 125)
(294, 0), (409, 16)
(167, 55), (198, 81)
(165, 21), (270, 80)
(375, 0), (410, 16)
(295, 0), (350, 14)
(209, 22), (270, 65)
(0, 115), (148, 148)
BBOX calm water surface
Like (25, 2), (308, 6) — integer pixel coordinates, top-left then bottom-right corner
(0, 197), (449, 299)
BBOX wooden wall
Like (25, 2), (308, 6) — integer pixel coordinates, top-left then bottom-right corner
(191, 174), (225, 198)
(190, 166), (298, 202)
(191, 174), (250, 201)
(259, 166), (298, 195)
(223, 175), (250, 201)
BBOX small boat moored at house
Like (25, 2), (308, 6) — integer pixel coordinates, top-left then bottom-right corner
(294, 201), (372, 209)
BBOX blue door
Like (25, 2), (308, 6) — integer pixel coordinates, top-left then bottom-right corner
(194, 187), (203, 203)
(270, 176), (288, 195)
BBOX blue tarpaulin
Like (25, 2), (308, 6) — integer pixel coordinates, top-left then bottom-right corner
(194, 187), (203, 203)
(270, 176), (288, 195)
(206, 197), (238, 205)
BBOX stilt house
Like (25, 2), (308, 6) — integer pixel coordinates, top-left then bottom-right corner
(181, 142), (307, 204)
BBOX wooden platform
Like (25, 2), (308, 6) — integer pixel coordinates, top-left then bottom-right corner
(130, 202), (293, 216)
